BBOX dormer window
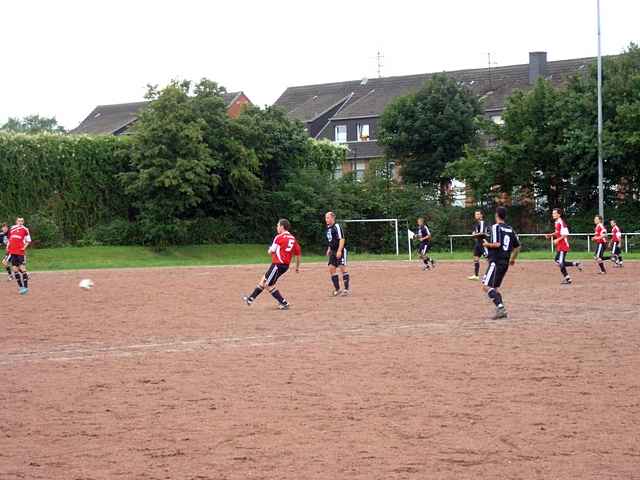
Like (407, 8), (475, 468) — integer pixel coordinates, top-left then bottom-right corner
(335, 125), (347, 143)
(357, 123), (370, 141)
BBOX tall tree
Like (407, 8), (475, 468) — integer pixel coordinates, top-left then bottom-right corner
(378, 74), (482, 203)
(119, 80), (219, 245)
(1, 115), (65, 134)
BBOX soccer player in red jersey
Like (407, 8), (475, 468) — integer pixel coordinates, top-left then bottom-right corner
(609, 219), (623, 267)
(545, 208), (582, 285)
(592, 215), (609, 274)
(243, 219), (301, 310)
(6, 217), (32, 295)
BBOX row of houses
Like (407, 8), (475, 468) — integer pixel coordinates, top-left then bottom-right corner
(72, 51), (595, 180)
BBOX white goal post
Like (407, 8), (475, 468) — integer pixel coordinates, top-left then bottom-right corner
(342, 218), (413, 260)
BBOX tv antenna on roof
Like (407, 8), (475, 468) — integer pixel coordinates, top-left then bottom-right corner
(376, 50), (384, 78)
(487, 52), (498, 87)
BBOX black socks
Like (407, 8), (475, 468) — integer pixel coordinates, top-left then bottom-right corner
(331, 274), (340, 291)
(14, 272), (23, 288)
(271, 289), (287, 305)
(474, 261), (480, 276)
(342, 273), (350, 291)
(488, 289), (503, 308)
(249, 285), (264, 300)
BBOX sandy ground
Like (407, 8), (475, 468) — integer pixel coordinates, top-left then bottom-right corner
(1, 260), (639, 479)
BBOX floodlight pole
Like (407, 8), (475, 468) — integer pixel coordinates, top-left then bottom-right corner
(596, 0), (604, 218)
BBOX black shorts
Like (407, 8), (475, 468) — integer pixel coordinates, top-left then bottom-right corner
(263, 263), (289, 287)
(418, 242), (431, 256)
(483, 261), (509, 288)
(6, 254), (26, 267)
(555, 251), (570, 265)
(328, 249), (348, 268)
(473, 243), (488, 258)
(612, 242), (621, 256)
(594, 242), (607, 259)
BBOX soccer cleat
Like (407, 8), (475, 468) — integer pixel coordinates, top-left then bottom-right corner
(467, 275), (479, 281)
(421, 264), (429, 271)
(341, 289), (351, 297)
(332, 290), (342, 297)
(560, 277), (572, 285)
(242, 295), (253, 306)
(278, 303), (290, 310)
(492, 306), (508, 320)
(576, 262), (583, 272)
(19, 287), (29, 295)
(7, 275), (12, 282)
(430, 259), (436, 268)
(597, 271), (607, 275)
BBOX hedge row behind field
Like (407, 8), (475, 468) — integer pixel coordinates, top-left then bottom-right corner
(0, 133), (132, 243)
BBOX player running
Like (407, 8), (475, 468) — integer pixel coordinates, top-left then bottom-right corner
(415, 217), (435, 271)
(593, 215), (609, 274)
(545, 208), (582, 285)
(242, 219), (301, 310)
(468, 210), (489, 280)
(481, 206), (521, 320)
(1, 223), (12, 280)
(325, 211), (350, 296)
(610, 219), (623, 267)
(6, 217), (32, 295)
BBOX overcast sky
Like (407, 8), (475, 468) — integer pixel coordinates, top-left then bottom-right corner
(2, 0), (638, 130)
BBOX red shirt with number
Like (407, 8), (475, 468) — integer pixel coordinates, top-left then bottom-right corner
(7, 225), (31, 256)
(554, 219), (570, 252)
(594, 224), (607, 244)
(611, 225), (621, 243)
(269, 231), (301, 265)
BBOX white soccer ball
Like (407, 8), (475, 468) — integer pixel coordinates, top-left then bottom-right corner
(79, 279), (94, 290)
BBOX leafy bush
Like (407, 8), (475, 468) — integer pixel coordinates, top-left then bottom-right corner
(28, 213), (64, 247)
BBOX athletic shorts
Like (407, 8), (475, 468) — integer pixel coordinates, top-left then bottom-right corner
(611, 242), (621, 256)
(473, 243), (488, 258)
(483, 261), (509, 289)
(264, 263), (289, 287)
(555, 250), (570, 265)
(328, 249), (347, 268)
(418, 242), (431, 256)
(594, 242), (607, 259)
(6, 254), (26, 267)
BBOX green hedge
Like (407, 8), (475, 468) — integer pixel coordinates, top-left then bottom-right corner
(0, 133), (132, 245)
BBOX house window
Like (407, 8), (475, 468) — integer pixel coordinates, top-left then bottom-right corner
(491, 115), (504, 125)
(355, 160), (366, 180)
(357, 123), (370, 141)
(334, 163), (343, 179)
(335, 125), (347, 143)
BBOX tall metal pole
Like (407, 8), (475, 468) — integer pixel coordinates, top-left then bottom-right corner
(597, 0), (604, 217)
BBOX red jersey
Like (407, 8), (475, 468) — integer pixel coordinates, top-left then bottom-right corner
(268, 231), (301, 265)
(611, 225), (622, 243)
(7, 225), (31, 256)
(593, 224), (607, 244)
(554, 219), (570, 252)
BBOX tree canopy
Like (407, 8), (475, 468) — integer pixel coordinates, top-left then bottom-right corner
(379, 73), (482, 201)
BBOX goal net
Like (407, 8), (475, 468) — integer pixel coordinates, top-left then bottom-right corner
(341, 218), (411, 258)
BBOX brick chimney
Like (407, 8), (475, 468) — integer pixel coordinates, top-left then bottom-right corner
(529, 51), (548, 84)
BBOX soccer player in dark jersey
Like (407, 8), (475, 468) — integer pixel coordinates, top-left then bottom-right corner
(592, 215), (609, 274)
(468, 210), (489, 280)
(1, 223), (12, 280)
(609, 219), (623, 267)
(325, 211), (350, 296)
(415, 217), (435, 271)
(481, 207), (521, 320)
(242, 219), (301, 310)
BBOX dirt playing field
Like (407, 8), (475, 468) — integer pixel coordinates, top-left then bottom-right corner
(1, 260), (639, 479)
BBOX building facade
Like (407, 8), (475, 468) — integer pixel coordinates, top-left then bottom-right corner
(274, 52), (595, 180)
(71, 91), (251, 135)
